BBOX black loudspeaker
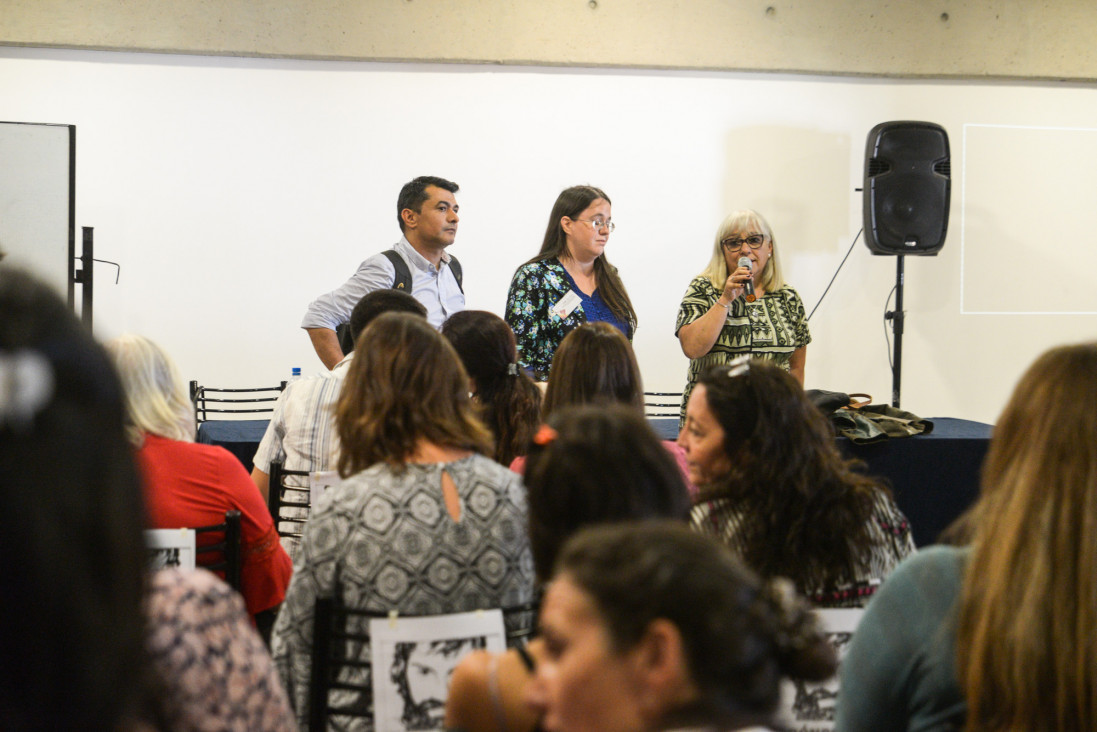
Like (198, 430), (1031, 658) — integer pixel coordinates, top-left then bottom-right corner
(863, 121), (951, 255)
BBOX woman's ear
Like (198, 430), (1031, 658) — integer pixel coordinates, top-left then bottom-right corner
(560, 216), (574, 236)
(630, 619), (698, 722)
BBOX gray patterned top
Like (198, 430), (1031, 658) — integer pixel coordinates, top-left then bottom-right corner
(271, 454), (536, 730)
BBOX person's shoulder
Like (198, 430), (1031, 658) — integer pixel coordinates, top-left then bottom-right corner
(512, 258), (558, 277)
(885, 545), (967, 591)
(467, 453), (520, 482)
(683, 275), (717, 295)
(148, 568), (241, 621)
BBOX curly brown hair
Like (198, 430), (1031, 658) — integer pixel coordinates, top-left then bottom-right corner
(335, 312), (492, 477)
(695, 360), (888, 596)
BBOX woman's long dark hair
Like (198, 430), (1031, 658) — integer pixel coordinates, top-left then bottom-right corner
(442, 310), (541, 465)
(0, 268), (151, 729)
(526, 185), (637, 336)
(695, 360), (886, 597)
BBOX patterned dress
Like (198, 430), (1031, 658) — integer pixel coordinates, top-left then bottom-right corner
(690, 490), (915, 608)
(146, 568), (297, 731)
(271, 454), (536, 729)
(675, 277), (811, 426)
(505, 258), (633, 381)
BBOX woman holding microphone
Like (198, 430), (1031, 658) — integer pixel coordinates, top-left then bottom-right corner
(675, 209), (810, 426)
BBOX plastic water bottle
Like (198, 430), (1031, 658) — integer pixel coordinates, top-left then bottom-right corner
(289, 367), (302, 383)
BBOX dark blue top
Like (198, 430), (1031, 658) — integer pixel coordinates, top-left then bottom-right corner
(560, 268), (629, 337)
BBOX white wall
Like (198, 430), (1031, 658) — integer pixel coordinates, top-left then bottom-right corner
(3, 46), (1095, 424)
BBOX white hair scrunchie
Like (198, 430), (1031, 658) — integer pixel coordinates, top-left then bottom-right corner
(0, 350), (55, 429)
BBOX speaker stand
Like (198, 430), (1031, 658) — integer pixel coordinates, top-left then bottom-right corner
(885, 255), (905, 408)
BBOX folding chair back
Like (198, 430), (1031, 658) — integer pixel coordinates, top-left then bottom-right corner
(308, 593), (537, 730)
(643, 391), (683, 418)
(189, 380), (286, 422)
(193, 509), (242, 591)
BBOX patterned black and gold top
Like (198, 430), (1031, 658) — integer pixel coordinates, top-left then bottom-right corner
(691, 490), (915, 608)
(675, 276), (811, 426)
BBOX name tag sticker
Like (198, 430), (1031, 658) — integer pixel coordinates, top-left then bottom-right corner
(551, 290), (582, 319)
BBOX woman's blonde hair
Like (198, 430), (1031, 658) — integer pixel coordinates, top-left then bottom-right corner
(106, 333), (195, 445)
(699, 209), (785, 293)
(335, 312), (493, 477)
(957, 342), (1097, 731)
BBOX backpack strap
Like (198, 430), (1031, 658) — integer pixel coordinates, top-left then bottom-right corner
(382, 249), (413, 292)
(383, 248), (463, 294)
(448, 254), (464, 293)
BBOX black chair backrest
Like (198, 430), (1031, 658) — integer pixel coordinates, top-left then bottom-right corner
(189, 380), (287, 423)
(643, 391), (683, 418)
(194, 509), (242, 591)
(308, 593), (538, 730)
(268, 459), (312, 546)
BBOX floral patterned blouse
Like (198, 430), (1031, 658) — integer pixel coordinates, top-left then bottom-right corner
(675, 277), (811, 425)
(146, 568), (296, 731)
(505, 258), (633, 382)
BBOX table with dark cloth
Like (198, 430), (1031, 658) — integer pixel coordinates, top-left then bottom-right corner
(652, 416), (992, 548)
(201, 415), (991, 548)
(195, 419), (269, 474)
(839, 417), (992, 546)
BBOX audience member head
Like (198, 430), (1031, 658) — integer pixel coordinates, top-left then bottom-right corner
(523, 405), (691, 581)
(702, 209), (785, 292)
(958, 342), (1097, 731)
(527, 522), (836, 732)
(106, 333), (195, 445)
(345, 288), (428, 352)
(336, 312), (492, 476)
(542, 322), (643, 419)
(0, 268), (149, 729)
(442, 310), (541, 465)
(396, 175), (459, 232)
(680, 357), (884, 597)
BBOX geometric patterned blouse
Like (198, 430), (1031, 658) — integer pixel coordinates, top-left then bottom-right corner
(675, 277), (811, 426)
(270, 454), (536, 729)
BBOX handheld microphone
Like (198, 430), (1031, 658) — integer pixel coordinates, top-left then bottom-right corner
(738, 256), (756, 303)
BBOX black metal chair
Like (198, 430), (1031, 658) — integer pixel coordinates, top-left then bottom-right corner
(189, 380), (287, 423)
(643, 391), (683, 417)
(194, 509), (243, 591)
(308, 592), (538, 730)
(268, 459), (312, 551)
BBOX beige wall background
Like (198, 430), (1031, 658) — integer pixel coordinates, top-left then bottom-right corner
(4, 0), (1097, 81)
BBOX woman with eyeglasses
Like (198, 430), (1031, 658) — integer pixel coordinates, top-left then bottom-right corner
(505, 185), (637, 382)
(675, 209), (810, 427)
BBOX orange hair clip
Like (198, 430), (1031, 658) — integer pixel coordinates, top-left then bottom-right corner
(533, 424), (558, 446)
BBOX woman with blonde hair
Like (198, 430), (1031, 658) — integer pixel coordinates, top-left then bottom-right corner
(107, 333), (291, 621)
(675, 209), (810, 426)
(837, 342), (1097, 731)
(271, 312), (536, 728)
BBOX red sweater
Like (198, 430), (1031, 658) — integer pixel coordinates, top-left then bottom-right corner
(137, 433), (292, 616)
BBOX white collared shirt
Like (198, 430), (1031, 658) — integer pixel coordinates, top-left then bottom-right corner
(300, 237), (464, 330)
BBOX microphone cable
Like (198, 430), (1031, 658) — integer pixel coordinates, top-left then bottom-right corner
(806, 227), (862, 322)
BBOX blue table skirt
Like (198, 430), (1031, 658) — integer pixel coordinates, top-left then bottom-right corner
(196, 419), (269, 473)
(196, 415), (992, 548)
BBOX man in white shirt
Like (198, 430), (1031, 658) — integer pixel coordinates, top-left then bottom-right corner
(255, 290), (428, 547)
(302, 175), (465, 369)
